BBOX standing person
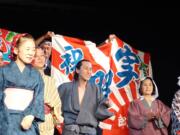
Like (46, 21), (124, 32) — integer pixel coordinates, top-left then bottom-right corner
(127, 76), (171, 135)
(32, 47), (63, 135)
(171, 76), (180, 135)
(0, 33), (44, 135)
(38, 41), (52, 76)
(58, 59), (113, 135)
(35, 31), (55, 76)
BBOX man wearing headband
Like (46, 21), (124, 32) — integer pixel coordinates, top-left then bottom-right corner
(36, 31), (55, 76)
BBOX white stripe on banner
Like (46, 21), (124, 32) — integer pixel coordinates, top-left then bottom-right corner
(99, 122), (112, 130)
(85, 41), (110, 73)
(110, 82), (125, 106)
(124, 85), (133, 102)
(51, 66), (70, 87)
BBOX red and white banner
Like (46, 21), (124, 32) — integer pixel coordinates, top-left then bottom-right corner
(51, 34), (152, 135)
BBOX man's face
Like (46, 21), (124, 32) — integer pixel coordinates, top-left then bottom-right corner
(76, 61), (92, 81)
(42, 44), (51, 59)
(32, 48), (46, 69)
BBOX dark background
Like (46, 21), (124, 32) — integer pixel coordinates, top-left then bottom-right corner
(1, 0), (179, 108)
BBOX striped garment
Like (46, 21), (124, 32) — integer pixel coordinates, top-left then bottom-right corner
(38, 73), (63, 135)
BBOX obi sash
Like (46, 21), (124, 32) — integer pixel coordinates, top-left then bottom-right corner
(4, 88), (34, 111)
(44, 103), (52, 114)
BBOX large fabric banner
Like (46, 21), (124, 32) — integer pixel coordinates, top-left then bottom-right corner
(51, 34), (152, 135)
(0, 28), (18, 64)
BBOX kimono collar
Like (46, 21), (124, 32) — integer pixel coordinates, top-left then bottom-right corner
(72, 80), (91, 111)
(139, 96), (156, 101)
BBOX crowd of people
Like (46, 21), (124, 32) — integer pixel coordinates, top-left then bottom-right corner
(0, 31), (180, 135)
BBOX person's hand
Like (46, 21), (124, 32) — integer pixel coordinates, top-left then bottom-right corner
(154, 111), (161, 119)
(146, 112), (155, 121)
(44, 31), (55, 39)
(21, 115), (34, 130)
(109, 34), (116, 41)
(104, 99), (113, 108)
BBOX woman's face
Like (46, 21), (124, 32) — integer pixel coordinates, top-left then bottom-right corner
(15, 39), (35, 64)
(32, 48), (46, 69)
(141, 79), (154, 96)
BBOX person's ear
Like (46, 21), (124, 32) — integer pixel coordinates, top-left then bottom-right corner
(76, 68), (80, 74)
(14, 47), (18, 55)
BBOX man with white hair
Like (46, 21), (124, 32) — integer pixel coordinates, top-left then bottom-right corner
(39, 41), (52, 75)
(35, 31), (55, 75)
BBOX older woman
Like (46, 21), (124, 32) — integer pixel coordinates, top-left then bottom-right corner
(127, 77), (171, 135)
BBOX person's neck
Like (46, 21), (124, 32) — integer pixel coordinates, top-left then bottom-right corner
(144, 95), (153, 101)
(37, 68), (44, 75)
(15, 59), (26, 72)
(78, 79), (87, 88)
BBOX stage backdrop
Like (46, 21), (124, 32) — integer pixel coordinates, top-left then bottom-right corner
(51, 34), (152, 135)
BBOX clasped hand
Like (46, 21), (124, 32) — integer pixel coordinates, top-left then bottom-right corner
(146, 111), (160, 121)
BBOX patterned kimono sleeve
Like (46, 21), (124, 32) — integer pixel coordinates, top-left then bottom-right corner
(25, 72), (45, 122)
(95, 84), (113, 121)
(157, 100), (171, 127)
(171, 90), (180, 134)
(127, 101), (147, 129)
(172, 90), (180, 121)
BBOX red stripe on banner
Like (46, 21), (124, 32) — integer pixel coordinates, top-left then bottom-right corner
(144, 52), (150, 65)
(98, 42), (112, 57)
(63, 37), (107, 74)
(132, 47), (138, 54)
(103, 93), (129, 135)
(129, 81), (138, 99)
(51, 48), (63, 72)
(119, 88), (130, 105)
(63, 36), (86, 45)
(115, 37), (124, 48)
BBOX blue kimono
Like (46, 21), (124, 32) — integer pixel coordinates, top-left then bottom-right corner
(0, 61), (45, 135)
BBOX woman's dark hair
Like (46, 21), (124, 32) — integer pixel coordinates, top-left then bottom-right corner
(139, 77), (156, 96)
(73, 59), (90, 81)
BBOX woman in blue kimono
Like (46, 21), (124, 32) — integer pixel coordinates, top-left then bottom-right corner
(0, 33), (44, 135)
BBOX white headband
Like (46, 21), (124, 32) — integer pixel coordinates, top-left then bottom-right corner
(39, 41), (52, 47)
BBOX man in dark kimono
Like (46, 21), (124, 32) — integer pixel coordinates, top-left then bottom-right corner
(58, 59), (113, 135)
